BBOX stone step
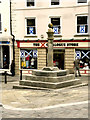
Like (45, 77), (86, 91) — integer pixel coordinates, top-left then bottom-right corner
(32, 69), (68, 77)
(19, 79), (82, 89)
(13, 83), (87, 90)
(25, 74), (74, 83)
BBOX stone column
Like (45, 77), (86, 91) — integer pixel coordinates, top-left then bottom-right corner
(47, 28), (54, 67)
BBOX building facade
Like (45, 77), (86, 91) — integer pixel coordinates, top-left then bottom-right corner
(11, 0), (90, 75)
(0, 0), (13, 74)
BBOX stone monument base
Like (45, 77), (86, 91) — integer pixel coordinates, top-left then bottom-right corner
(13, 67), (82, 90)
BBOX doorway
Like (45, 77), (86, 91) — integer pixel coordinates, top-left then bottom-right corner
(53, 49), (65, 69)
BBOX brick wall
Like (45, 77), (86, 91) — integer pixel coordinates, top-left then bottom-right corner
(37, 48), (47, 70)
(65, 48), (75, 73)
(15, 45), (20, 75)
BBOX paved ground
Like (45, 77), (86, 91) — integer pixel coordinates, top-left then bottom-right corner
(0, 74), (89, 118)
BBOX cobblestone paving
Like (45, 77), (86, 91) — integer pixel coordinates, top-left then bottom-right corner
(0, 75), (89, 118)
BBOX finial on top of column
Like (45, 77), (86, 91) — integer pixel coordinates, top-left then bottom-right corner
(48, 23), (53, 29)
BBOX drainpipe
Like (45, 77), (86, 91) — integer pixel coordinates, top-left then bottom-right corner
(10, 0), (15, 75)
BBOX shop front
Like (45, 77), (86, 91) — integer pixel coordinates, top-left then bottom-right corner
(0, 36), (13, 74)
(16, 39), (90, 75)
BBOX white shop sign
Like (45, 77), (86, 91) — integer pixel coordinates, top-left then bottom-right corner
(20, 42), (89, 48)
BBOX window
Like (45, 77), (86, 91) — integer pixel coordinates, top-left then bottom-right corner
(77, 16), (88, 33)
(0, 46), (9, 69)
(75, 50), (90, 69)
(77, 0), (87, 3)
(26, 18), (36, 35)
(20, 49), (37, 69)
(51, 0), (60, 5)
(0, 14), (1, 31)
(27, 0), (35, 7)
(51, 17), (61, 34)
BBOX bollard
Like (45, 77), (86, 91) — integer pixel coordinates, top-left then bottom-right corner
(20, 70), (22, 80)
(5, 71), (7, 84)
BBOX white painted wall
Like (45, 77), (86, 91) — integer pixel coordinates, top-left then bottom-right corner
(0, 0), (10, 36)
(11, 0), (89, 40)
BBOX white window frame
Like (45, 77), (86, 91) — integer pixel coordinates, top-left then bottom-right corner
(26, 0), (36, 7)
(25, 17), (37, 36)
(49, 16), (61, 35)
(76, 15), (88, 35)
(77, 0), (88, 5)
(50, 0), (60, 7)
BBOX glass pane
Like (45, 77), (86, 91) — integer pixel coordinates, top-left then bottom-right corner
(51, 18), (60, 25)
(78, 0), (87, 3)
(51, 0), (59, 5)
(77, 16), (87, 24)
(75, 50), (90, 69)
(27, 0), (34, 6)
(3, 46), (9, 69)
(27, 26), (36, 34)
(77, 25), (88, 33)
(27, 19), (35, 26)
(21, 49), (37, 69)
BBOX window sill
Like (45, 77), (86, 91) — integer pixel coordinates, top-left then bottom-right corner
(24, 35), (37, 38)
(54, 34), (62, 37)
(74, 34), (90, 37)
(50, 5), (60, 7)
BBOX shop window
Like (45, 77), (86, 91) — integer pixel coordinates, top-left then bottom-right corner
(77, 0), (87, 3)
(20, 49), (37, 69)
(77, 16), (88, 33)
(0, 14), (1, 31)
(27, 0), (35, 7)
(51, 17), (61, 34)
(51, 0), (60, 5)
(75, 50), (90, 69)
(26, 18), (36, 35)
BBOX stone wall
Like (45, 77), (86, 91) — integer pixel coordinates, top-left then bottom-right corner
(65, 48), (75, 73)
(37, 48), (47, 70)
(15, 45), (20, 75)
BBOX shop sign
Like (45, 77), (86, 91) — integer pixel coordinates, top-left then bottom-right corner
(19, 42), (89, 48)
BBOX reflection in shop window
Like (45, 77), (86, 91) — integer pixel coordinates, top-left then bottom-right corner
(75, 50), (90, 69)
(20, 49), (37, 69)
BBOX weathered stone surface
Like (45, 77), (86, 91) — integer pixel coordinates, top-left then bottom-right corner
(42, 67), (59, 71)
(32, 69), (68, 77)
(19, 79), (81, 89)
(25, 74), (74, 83)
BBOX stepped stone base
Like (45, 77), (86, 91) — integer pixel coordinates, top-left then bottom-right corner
(13, 67), (82, 90)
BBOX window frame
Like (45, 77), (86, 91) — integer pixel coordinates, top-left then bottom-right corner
(49, 16), (61, 35)
(25, 17), (37, 36)
(76, 15), (88, 35)
(26, 0), (36, 7)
